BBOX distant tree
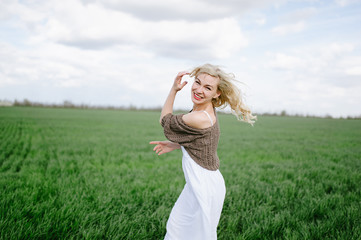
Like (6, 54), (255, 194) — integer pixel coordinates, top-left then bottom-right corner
(63, 100), (74, 108)
(23, 99), (32, 106)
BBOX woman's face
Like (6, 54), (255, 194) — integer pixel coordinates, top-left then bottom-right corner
(191, 73), (220, 105)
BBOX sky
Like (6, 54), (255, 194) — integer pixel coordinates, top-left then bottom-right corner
(0, 0), (360, 117)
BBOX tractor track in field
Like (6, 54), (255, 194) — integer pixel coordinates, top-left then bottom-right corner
(0, 121), (18, 167)
(0, 120), (35, 173)
(13, 134), (32, 173)
(0, 120), (24, 171)
(37, 124), (60, 176)
(38, 127), (51, 173)
(0, 121), (16, 149)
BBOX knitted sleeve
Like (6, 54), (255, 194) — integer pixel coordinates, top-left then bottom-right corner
(161, 113), (204, 146)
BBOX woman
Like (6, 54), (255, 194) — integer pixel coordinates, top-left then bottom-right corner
(150, 64), (256, 240)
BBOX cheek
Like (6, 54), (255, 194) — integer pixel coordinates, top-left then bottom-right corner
(210, 90), (218, 98)
(203, 91), (213, 99)
(191, 83), (198, 91)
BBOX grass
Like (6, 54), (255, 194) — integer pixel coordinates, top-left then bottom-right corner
(0, 107), (360, 239)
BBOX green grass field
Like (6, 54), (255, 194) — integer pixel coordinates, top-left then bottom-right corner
(1, 107), (360, 239)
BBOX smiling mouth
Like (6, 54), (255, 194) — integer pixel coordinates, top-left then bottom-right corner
(193, 92), (203, 100)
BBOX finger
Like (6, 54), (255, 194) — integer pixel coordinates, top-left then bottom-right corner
(149, 141), (160, 145)
(183, 71), (190, 76)
(176, 71), (189, 81)
(179, 71), (190, 76)
(179, 73), (189, 80)
(180, 81), (188, 88)
(175, 72), (183, 81)
(177, 71), (187, 76)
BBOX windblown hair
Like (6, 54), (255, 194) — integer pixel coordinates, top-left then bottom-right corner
(190, 63), (257, 125)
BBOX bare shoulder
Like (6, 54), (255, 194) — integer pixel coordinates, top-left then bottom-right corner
(182, 111), (212, 129)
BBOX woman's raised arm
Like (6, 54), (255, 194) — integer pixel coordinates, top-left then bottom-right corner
(159, 71), (189, 123)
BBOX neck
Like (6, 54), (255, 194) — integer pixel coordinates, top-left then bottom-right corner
(192, 103), (213, 112)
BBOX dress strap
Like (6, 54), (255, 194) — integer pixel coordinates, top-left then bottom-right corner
(202, 111), (214, 126)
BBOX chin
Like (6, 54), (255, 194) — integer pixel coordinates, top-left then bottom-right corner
(192, 98), (211, 107)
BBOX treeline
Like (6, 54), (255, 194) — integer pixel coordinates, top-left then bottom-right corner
(1, 99), (162, 111)
(259, 110), (347, 119)
(1, 99), (361, 119)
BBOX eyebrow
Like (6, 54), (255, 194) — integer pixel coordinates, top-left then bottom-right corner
(196, 77), (215, 89)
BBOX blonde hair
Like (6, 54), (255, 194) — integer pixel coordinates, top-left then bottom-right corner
(190, 63), (257, 125)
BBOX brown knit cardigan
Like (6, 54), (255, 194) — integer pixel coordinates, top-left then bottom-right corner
(161, 113), (220, 171)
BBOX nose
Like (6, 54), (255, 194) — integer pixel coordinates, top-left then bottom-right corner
(195, 85), (204, 94)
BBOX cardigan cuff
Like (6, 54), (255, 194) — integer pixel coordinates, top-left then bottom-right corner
(161, 113), (172, 128)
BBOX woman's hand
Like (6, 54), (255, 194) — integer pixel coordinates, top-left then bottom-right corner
(149, 141), (181, 155)
(172, 71), (189, 92)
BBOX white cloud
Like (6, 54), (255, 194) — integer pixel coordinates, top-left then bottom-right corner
(255, 16), (267, 25)
(92, 0), (229, 21)
(270, 7), (317, 36)
(338, 56), (361, 77)
(320, 43), (354, 60)
(268, 52), (306, 70)
(335, 0), (361, 7)
(271, 21), (305, 35)
(281, 7), (317, 22)
(246, 12), (267, 25)
(267, 42), (358, 85)
(346, 66), (361, 76)
(88, 0), (287, 21)
(260, 41), (361, 116)
(8, 0), (247, 60)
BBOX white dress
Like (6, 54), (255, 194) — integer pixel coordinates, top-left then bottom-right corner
(164, 112), (226, 240)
